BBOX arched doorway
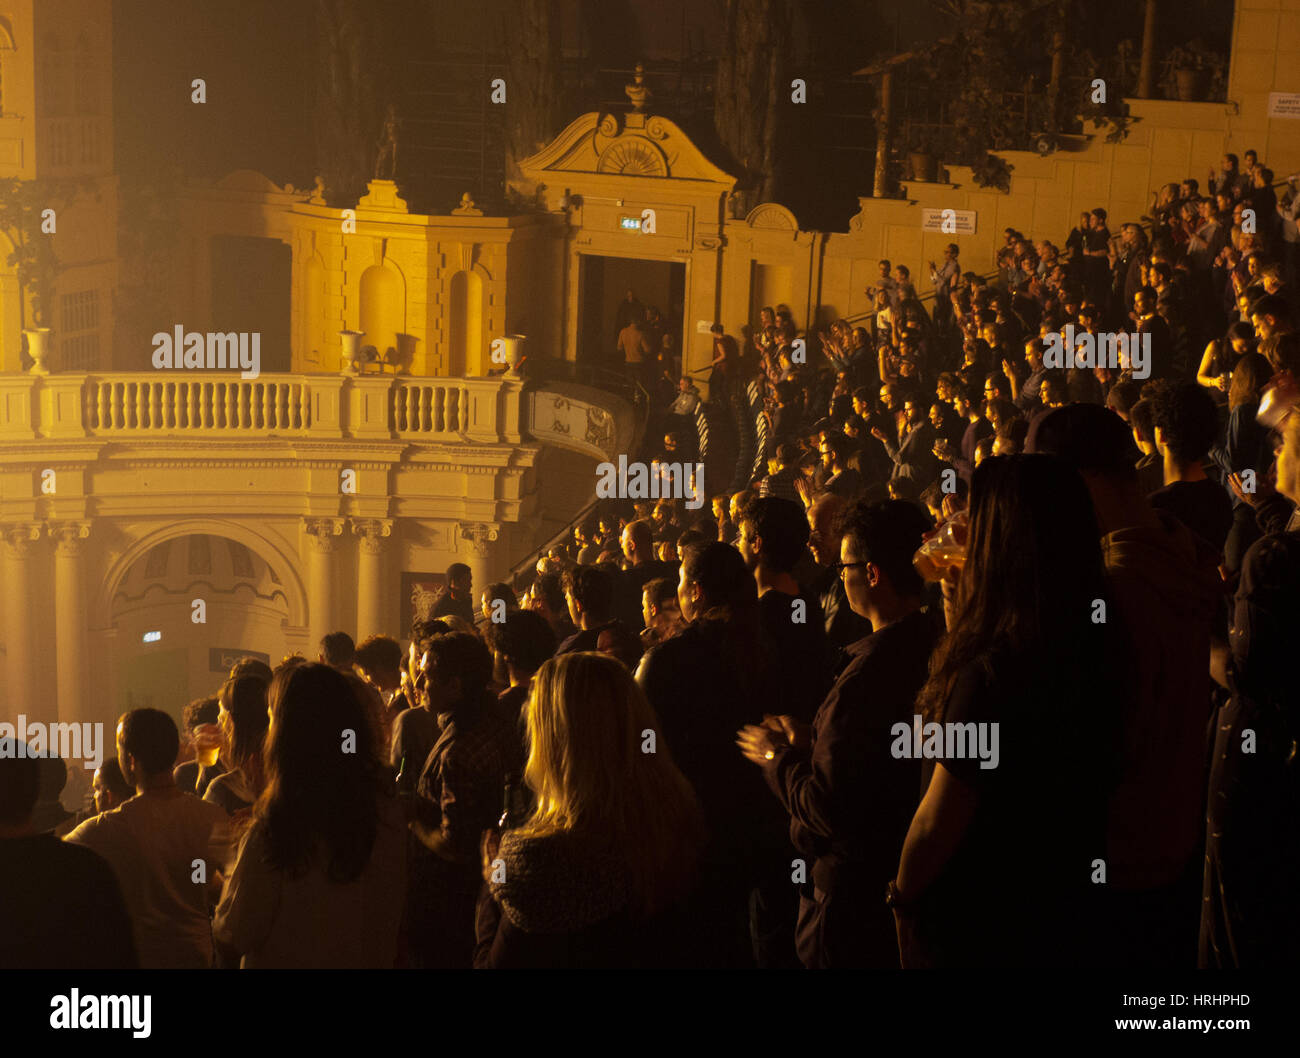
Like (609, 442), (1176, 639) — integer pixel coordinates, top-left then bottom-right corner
(110, 534), (291, 730)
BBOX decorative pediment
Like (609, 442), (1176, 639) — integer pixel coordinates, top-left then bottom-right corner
(745, 203), (798, 231)
(597, 138), (668, 177)
(518, 112), (735, 188)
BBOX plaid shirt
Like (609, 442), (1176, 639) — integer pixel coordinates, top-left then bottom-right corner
(414, 693), (523, 886)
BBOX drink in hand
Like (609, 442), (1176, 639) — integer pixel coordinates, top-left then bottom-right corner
(914, 509), (969, 582)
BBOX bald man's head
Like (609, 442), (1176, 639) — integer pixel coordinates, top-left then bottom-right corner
(807, 492), (848, 568)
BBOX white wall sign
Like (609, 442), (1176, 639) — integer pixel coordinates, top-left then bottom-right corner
(1267, 92), (1300, 119)
(921, 208), (978, 235)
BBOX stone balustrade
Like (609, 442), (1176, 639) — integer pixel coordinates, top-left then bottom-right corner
(0, 372), (526, 444)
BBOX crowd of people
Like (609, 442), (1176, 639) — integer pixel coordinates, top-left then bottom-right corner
(2, 152), (1298, 971)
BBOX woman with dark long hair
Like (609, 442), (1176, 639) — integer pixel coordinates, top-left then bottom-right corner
(1197, 320), (1255, 398)
(890, 455), (1122, 967)
(475, 652), (706, 967)
(213, 663), (406, 968)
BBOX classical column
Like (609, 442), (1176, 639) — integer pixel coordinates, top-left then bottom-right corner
(873, 69), (893, 199)
(457, 522), (501, 596)
(2, 524), (43, 719)
(352, 518), (393, 640)
(1137, 0), (1158, 99)
(303, 518), (345, 647)
(50, 522), (91, 727)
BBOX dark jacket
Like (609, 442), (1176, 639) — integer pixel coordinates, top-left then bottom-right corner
(883, 420), (940, 484)
(473, 830), (700, 968)
(1202, 529), (1300, 967)
(1102, 512), (1223, 890)
(763, 611), (940, 966)
(555, 618), (629, 655)
(432, 589), (475, 625)
(637, 611), (787, 872)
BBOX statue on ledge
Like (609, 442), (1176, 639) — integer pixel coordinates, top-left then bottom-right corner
(625, 62), (652, 112)
(374, 104), (400, 181)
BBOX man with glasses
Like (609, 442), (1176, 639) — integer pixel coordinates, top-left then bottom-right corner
(737, 500), (941, 968)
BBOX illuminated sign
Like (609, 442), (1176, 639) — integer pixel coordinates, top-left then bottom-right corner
(209, 647), (271, 674)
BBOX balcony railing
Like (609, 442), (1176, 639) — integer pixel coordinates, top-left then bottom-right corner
(392, 380), (468, 436)
(0, 372), (525, 445)
(86, 377), (313, 433)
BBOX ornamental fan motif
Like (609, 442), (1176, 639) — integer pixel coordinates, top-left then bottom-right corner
(596, 140), (667, 176)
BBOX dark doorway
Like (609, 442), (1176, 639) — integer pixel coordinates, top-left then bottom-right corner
(578, 254), (685, 368)
(210, 236), (291, 373)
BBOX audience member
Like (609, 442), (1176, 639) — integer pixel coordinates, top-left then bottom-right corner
(65, 709), (235, 968)
(214, 664), (406, 967)
(1, 739), (137, 968)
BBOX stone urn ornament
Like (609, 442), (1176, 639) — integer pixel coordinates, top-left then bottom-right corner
(451, 192), (483, 216)
(25, 327), (52, 375)
(339, 330), (364, 374)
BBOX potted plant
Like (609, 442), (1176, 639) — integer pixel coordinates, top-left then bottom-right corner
(0, 178), (82, 372)
(908, 131), (938, 183)
(971, 153), (1015, 193)
(1160, 43), (1227, 102)
(20, 236), (57, 374)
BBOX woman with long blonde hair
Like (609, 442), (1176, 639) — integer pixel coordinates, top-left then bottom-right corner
(474, 652), (706, 967)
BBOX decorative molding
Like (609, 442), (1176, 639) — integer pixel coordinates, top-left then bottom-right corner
(745, 202), (799, 232)
(518, 111), (736, 188)
(584, 405), (616, 453)
(109, 460), (402, 471)
(848, 197), (872, 234)
(49, 521), (91, 557)
(357, 179), (409, 214)
(303, 517), (346, 552)
(457, 522), (500, 557)
(596, 138), (668, 177)
(352, 518), (394, 555)
(1, 523), (42, 558)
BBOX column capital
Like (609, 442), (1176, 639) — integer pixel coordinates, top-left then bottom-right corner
(49, 521), (91, 557)
(1, 523), (43, 558)
(457, 522), (500, 558)
(303, 517), (346, 552)
(352, 518), (394, 555)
